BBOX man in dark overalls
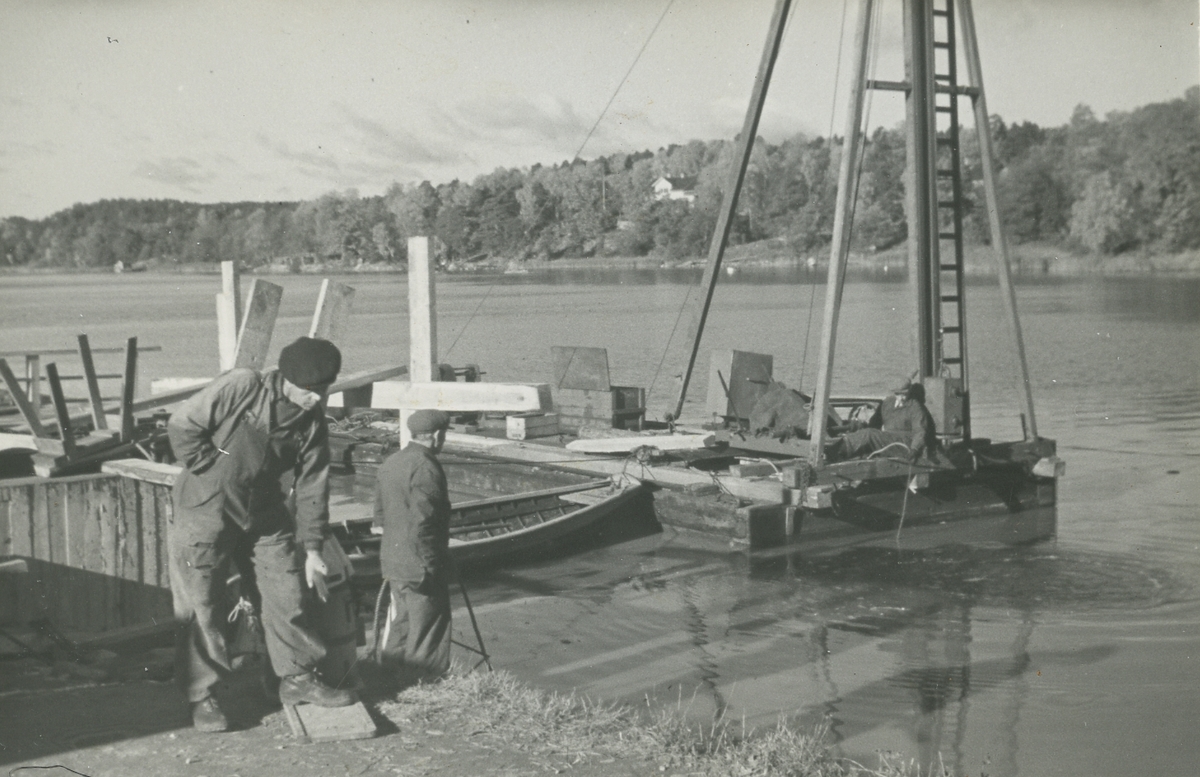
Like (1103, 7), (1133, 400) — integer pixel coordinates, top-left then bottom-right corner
(827, 379), (937, 463)
(373, 409), (453, 684)
(167, 336), (356, 732)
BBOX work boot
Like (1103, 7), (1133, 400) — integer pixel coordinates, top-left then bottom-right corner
(279, 671), (357, 707)
(191, 696), (230, 733)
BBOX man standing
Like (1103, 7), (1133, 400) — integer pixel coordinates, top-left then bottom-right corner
(373, 409), (453, 684)
(827, 379), (937, 463)
(167, 336), (357, 733)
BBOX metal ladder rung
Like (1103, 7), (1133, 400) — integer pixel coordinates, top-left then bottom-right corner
(941, 326), (962, 334)
(938, 200), (958, 208)
(934, 42), (950, 50)
(941, 295), (960, 303)
(932, 8), (949, 17)
(936, 106), (954, 113)
(943, 357), (963, 365)
(937, 169), (956, 178)
(939, 263), (960, 270)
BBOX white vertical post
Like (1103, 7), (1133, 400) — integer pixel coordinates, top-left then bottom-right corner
(401, 236), (437, 447)
(216, 261), (242, 372)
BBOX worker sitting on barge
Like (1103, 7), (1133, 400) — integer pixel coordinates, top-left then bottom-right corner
(826, 379), (937, 464)
(166, 336), (357, 733)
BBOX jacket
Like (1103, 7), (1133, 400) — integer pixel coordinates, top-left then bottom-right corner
(167, 368), (331, 550)
(373, 442), (452, 589)
(877, 394), (937, 458)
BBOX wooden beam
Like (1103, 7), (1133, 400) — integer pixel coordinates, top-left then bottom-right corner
(403, 236), (437, 448)
(958, 0), (1037, 438)
(44, 363), (76, 457)
(25, 354), (40, 413)
(808, 0), (877, 466)
(233, 278), (283, 372)
(119, 337), (138, 442)
(324, 365), (409, 402)
(310, 279), (356, 341)
(0, 358), (46, 436)
(76, 334), (109, 431)
(217, 261), (242, 372)
(341, 380), (553, 413)
(672, 0), (792, 420)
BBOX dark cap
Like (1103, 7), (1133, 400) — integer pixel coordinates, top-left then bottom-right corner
(278, 337), (341, 389)
(407, 409), (450, 434)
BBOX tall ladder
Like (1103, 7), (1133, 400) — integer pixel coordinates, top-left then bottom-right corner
(931, 0), (971, 440)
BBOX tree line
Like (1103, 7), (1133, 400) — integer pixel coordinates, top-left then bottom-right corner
(2, 87), (1196, 270)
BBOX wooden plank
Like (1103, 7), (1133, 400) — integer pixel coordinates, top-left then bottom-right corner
(310, 279), (356, 342)
(234, 278), (283, 372)
(102, 459), (182, 487)
(353, 381), (553, 413)
(551, 346), (610, 391)
(25, 354), (41, 414)
(44, 363), (77, 457)
(120, 337), (138, 441)
(83, 479), (110, 630)
(565, 433), (716, 454)
(444, 432), (783, 504)
(150, 482), (171, 585)
(217, 261), (242, 372)
(328, 365), (409, 394)
(0, 358), (46, 436)
(76, 334), (109, 431)
(706, 350), (773, 421)
(285, 701), (377, 743)
(4, 482), (33, 557)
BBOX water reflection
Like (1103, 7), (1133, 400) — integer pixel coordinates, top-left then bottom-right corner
(465, 504), (1187, 776)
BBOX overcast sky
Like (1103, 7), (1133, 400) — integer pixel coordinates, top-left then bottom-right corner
(1, 0), (1196, 220)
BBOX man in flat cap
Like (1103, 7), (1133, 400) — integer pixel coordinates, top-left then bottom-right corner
(826, 378), (937, 463)
(167, 336), (356, 732)
(373, 409), (453, 683)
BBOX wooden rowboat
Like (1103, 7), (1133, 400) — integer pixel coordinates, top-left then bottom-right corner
(329, 473), (648, 576)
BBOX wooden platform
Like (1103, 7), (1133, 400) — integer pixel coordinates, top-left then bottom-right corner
(284, 701), (377, 743)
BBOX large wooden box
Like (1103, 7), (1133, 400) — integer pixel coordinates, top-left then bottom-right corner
(555, 386), (645, 431)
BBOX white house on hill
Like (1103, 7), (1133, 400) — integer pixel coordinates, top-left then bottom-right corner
(652, 176), (697, 204)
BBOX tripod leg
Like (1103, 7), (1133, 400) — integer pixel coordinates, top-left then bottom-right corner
(452, 560), (491, 672)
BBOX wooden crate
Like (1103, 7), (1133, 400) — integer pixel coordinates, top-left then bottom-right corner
(555, 386), (645, 431)
(506, 412), (560, 440)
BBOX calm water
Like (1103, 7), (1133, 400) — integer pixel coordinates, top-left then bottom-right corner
(3, 269), (1198, 775)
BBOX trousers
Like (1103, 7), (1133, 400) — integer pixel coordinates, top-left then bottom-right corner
(168, 517), (326, 703)
(379, 578), (452, 683)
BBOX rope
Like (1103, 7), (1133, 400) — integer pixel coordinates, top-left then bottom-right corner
(439, 0), (675, 358)
(647, 282), (695, 412)
(443, 282), (496, 359)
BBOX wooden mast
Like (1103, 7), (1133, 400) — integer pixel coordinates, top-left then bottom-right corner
(957, 0), (1038, 438)
(671, 0), (791, 420)
(807, 0), (876, 466)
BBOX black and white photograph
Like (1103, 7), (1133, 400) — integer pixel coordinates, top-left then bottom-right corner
(1, 1), (1197, 775)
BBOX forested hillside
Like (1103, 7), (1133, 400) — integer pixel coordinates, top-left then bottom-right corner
(2, 88), (1195, 270)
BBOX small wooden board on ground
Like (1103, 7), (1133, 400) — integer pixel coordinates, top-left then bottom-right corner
(284, 702), (377, 744)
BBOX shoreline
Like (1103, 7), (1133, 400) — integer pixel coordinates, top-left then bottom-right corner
(3, 241), (1199, 279)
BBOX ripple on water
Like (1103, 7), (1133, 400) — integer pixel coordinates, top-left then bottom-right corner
(763, 543), (1194, 616)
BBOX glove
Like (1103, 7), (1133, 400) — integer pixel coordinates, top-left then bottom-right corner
(304, 549), (329, 601)
(908, 448), (922, 465)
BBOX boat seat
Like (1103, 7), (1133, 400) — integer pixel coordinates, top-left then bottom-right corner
(558, 489), (606, 506)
